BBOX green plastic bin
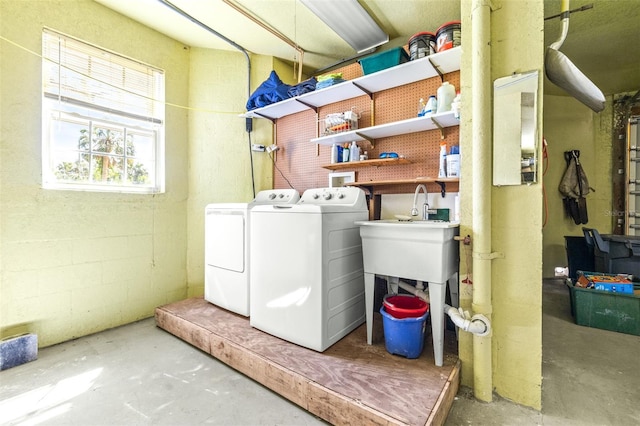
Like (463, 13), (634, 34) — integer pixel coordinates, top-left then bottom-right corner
(359, 47), (410, 75)
(567, 281), (640, 335)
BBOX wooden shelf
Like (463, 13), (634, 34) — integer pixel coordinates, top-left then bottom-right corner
(312, 112), (459, 146)
(322, 157), (411, 170)
(347, 177), (459, 197)
(241, 47), (461, 121)
(347, 177), (459, 187)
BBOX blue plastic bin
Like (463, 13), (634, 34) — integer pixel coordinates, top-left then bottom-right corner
(380, 306), (429, 359)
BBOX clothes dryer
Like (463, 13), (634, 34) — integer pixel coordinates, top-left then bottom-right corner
(204, 189), (299, 316)
(249, 187), (369, 351)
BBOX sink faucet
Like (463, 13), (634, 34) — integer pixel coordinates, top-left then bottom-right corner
(411, 184), (429, 219)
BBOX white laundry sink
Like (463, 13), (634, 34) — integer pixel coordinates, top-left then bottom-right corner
(355, 219), (460, 366)
(355, 220), (459, 283)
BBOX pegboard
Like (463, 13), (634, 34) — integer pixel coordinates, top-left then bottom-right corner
(273, 58), (460, 196)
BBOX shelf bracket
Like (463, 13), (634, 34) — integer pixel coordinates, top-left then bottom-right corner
(355, 131), (375, 149)
(430, 117), (445, 139)
(435, 181), (447, 198)
(428, 57), (445, 82)
(352, 82), (373, 100)
(295, 98), (318, 113)
(252, 111), (276, 123)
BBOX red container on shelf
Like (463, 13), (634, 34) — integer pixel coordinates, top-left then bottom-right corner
(383, 294), (429, 319)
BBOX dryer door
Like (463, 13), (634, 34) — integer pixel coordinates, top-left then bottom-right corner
(205, 211), (245, 272)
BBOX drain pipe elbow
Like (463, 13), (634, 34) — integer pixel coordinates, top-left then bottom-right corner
(444, 304), (491, 337)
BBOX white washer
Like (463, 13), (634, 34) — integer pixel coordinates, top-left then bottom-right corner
(249, 187), (369, 352)
(204, 189), (300, 316)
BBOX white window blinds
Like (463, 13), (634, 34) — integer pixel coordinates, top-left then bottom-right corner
(42, 29), (164, 123)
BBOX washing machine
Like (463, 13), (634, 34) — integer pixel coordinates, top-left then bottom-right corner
(204, 189), (300, 316)
(249, 187), (369, 352)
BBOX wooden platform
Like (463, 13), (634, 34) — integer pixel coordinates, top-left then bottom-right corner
(155, 297), (460, 426)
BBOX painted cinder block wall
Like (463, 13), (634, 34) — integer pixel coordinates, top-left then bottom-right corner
(0, 0), (190, 346)
(458, 0), (543, 409)
(185, 51), (285, 297)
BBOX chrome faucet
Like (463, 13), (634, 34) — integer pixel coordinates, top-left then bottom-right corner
(411, 184), (429, 219)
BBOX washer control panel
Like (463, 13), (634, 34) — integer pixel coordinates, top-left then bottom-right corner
(299, 187), (367, 207)
(253, 189), (300, 204)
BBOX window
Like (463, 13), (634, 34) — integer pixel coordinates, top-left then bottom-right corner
(42, 29), (165, 193)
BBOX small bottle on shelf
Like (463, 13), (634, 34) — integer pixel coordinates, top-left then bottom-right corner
(342, 143), (350, 162)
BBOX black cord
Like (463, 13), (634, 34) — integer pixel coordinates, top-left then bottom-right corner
(247, 131), (256, 198)
(269, 152), (295, 190)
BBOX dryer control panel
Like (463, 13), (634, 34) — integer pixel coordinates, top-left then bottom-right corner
(253, 189), (300, 204)
(299, 187), (367, 207)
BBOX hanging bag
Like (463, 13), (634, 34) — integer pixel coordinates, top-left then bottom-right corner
(558, 150), (593, 225)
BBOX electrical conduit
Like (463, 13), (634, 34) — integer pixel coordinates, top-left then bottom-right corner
(470, 0), (493, 402)
(156, 0), (257, 196)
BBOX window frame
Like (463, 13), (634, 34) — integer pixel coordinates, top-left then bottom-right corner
(41, 28), (165, 194)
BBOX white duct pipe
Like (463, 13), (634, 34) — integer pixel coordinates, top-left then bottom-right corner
(471, 0), (493, 402)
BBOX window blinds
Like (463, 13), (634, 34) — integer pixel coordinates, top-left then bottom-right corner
(42, 29), (164, 123)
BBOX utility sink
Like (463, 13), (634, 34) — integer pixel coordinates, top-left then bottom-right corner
(355, 220), (459, 282)
(355, 219), (460, 366)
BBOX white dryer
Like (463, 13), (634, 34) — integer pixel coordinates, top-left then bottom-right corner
(249, 187), (369, 352)
(204, 189), (300, 316)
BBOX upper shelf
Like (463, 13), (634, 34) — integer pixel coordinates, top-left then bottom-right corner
(311, 111), (459, 146)
(242, 47), (461, 121)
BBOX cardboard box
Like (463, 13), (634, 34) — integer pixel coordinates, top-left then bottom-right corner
(576, 271), (634, 294)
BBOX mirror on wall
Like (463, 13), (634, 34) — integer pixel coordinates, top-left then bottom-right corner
(492, 70), (539, 186)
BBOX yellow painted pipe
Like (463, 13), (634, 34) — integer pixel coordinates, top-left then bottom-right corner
(470, 0), (493, 403)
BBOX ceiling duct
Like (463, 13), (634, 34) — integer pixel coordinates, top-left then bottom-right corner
(545, 0), (605, 112)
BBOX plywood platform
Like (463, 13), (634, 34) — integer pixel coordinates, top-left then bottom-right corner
(155, 297), (460, 426)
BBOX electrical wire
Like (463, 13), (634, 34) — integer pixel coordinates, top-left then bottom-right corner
(268, 151), (295, 190)
(542, 137), (549, 228)
(247, 130), (256, 198)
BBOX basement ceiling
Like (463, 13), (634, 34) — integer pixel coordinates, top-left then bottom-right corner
(95, 0), (640, 97)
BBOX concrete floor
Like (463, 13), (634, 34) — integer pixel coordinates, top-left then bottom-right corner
(2, 279), (639, 425)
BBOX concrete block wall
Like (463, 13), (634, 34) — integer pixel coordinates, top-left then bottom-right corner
(0, 0), (190, 346)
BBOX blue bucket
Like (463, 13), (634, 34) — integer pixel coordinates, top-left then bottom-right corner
(380, 306), (429, 359)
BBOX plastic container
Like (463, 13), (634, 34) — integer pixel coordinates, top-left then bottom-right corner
(341, 144), (349, 162)
(381, 306), (429, 358)
(564, 236), (595, 282)
(446, 154), (460, 178)
(349, 141), (360, 162)
(408, 31), (436, 60)
(331, 144), (339, 164)
(424, 96), (437, 115)
(438, 142), (447, 178)
(567, 281), (640, 336)
(451, 92), (461, 119)
(437, 82), (456, 113)
(436, 21), (461, 52)
(359, 47), (410, 75)
(383, 294), (429, 319)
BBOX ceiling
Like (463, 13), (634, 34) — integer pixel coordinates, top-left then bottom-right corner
(95, 0), (640, 97)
